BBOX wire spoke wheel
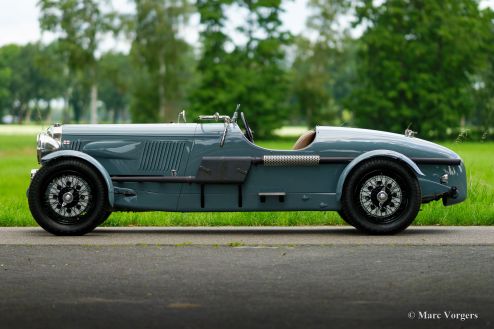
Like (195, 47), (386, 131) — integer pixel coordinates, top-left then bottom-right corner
(28, 159), (110, 235)
(357, 173), (405, 223)
(340, 158), (421, 235)
(44, 173), (92, 224)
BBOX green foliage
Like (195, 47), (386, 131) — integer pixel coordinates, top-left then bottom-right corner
(98, 52), (132, 122)
(348, 0), (493, 138)
(0, 43), (65, 123)
(34, 42), (67, 102)
(188, 0), (232, 119)
(471, 9), (494, 132)
(290, 0), (351, 127)
(189, 0), (291, 138)
(130, 0), (194, 122)
(0, 45), (16, 120)
(129, 66), (160, 123)
(39, 0), (117, 123)
(0, 0), (491, 136)
(0, 67), (10, 119)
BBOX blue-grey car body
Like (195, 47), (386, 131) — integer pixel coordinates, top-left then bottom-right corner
(39, 122), (467, 213)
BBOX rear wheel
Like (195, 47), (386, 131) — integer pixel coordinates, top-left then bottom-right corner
(340, 158), (421, 234)
(28, 159), (110, 236)
(98, 210), (112, 225)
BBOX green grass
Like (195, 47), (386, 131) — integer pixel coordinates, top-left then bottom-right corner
(0, 134), (492, 226)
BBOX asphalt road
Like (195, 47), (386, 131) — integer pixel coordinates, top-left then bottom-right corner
(1, 226), (494, 245)
(1, 227), (493, 329)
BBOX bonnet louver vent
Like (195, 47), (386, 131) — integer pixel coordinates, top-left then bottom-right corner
(139, 141), (186, 172)
(70, 140), (82, 151)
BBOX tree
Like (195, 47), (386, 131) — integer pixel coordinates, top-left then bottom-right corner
(0, 44), (43, 123)
(98, 52), (132, 123)
(0, 43), (65, 124)
(235, 0), (292, 137)
(190, 0), (291, 138)
(39, 0), (117, 123)
(0, 64), (10, 121)
(0, 45), (16, 122)
(471, 8), (494, 135)
(348, 0), (492, 138)
(130, 0), (193, 122)
(188, 0), (232, 120)
(22, 43), (66, 123)
(291, 0), (349, 127)
(34, 42), (67, 122)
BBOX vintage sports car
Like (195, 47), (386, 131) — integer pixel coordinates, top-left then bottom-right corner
(28, 107), (467, 235)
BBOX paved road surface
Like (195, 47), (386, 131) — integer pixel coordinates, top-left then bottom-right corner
(0, 227), (493, 329)
(1, 226), (493, 245)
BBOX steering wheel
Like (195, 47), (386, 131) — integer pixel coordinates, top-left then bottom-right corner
(240, 112), (254, 143)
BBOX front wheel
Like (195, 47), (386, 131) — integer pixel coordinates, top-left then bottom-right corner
(337, 210), (355, 226)
(340, 158), (421, 235)
(28, 159), (110, 235)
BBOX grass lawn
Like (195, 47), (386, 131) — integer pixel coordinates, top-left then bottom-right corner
(0, 134), (492, 227)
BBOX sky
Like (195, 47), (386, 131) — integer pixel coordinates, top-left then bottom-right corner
(0, 0), (310, 53)
(1, 0), (493, 53)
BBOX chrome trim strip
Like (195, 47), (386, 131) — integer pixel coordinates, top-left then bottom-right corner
(263, 155), (320, 166)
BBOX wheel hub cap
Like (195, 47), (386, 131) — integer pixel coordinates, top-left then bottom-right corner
(62, 192), (74, 204)
(359, 174), (402, 218)
(377, 190), (388, 203)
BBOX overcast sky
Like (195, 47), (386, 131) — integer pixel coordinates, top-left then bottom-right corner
(0, 0), (310, 53)
(1, 0), (493, 53)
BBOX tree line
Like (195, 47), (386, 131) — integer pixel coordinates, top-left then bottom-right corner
(0, 0), (493, 139)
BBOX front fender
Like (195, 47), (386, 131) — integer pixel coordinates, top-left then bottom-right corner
(41, 150), (114, 207)
(335, 150), (424, 204)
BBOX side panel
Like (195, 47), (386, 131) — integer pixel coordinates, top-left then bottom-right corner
(68, 138), (193, 177)
(60, 127), (196, 212)
(177, 124), (342, 211)
(178, 192), (338, 212)
(112, 182), (181, 211)
(100, 138), (193, 211)
(176, 124), (464, 212)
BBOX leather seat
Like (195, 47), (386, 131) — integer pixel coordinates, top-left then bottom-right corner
(292, 130), (316, 150)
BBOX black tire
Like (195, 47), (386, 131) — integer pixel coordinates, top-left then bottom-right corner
(340, 158), (421, 235)
(28, 158), (110, 236)
(337, 210), (355, 226)
(98, 210), (112, 225)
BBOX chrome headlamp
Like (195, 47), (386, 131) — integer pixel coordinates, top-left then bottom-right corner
(37, 124), (62, 163)
(47, 123), (62, 141)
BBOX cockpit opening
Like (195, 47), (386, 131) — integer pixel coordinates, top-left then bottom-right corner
(292, 130), (316, 150)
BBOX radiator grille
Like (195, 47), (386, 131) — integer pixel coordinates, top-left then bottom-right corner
(139, 141), (186, 172)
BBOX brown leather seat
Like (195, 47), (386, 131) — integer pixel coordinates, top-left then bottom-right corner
(292, 130), (316, 150)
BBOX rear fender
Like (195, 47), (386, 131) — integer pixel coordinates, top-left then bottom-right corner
(41, 150), (114, 207)
(335, 150), (424, 204)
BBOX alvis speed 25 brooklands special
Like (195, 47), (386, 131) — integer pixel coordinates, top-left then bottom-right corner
(28, 107), (467, 235)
